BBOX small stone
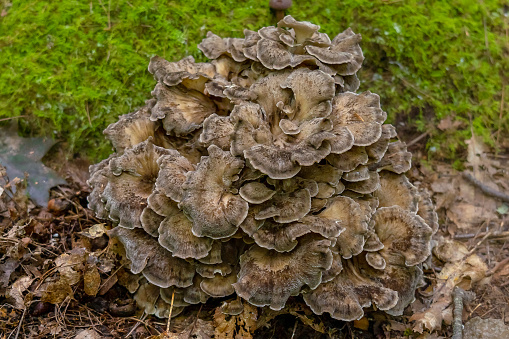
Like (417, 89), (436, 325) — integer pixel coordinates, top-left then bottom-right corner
(463, 317), (509, 339)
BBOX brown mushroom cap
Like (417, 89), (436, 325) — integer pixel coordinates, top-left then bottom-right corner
(233, 236), (332, 310)
(269, 0), (292, 10)
(324, 196), (369, 258)
(330, 91), (387, 147)
(103, 106), (168, 154)
(110, 227), (195, 288)
(303, 257), (398, 321)
(371, 206), (433, 267)
(101, 139), (173, 229)
(180, 145), (249, 239)
(150, 83), (217, 136)
(373, 172), (419, 213)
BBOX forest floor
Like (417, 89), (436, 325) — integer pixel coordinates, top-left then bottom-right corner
(0, 129), (508, 339)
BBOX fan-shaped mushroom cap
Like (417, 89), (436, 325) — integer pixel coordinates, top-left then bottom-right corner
(327, 146), (368, 172)
(140, 206), (165, 237)
(178, 275), (210, 304)
(303, 257), (398, 321)
(199, 114), (235, 150)
(305, 27), (364, 76)
(148, 55), (215, 88)
(374, 172), (419, 213)
(370, 141), (412, 174)
(371, 206), (433, 266)
(150, 83), (217, 136)
(324, 196), (369, 258)
(255, 188), (311, 223)
(103, 107), (171, 154)
(366, 124), (397, 162)
(233, 237), (333, 310)
(330, 92), (386, 147)
(200, 270), (238, 298)
(198, 32), (229, 60)
(155, 151), (195, 203)
(239, 182), (276, 204)
(134, 281), (185, 318)
(110, 227), (195, 288)
(221, 297), (244, 315)
(344, 171), (380, 194)
(158, 211), (214, 260)
(101, 140), (173, 229)
(180, 145), (249, 239)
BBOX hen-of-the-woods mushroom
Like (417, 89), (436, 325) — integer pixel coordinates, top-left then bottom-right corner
(88, 16), (437, 322)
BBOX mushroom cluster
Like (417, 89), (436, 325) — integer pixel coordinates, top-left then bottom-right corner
(88, 16), (438, 321)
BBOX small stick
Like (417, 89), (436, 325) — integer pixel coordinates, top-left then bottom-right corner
(454, 230), (509, 240)
(452, 287), (466, 339)
(166, 289), (175, 333)
(406, 132), (429, 147)
(462, 172), (509, 203)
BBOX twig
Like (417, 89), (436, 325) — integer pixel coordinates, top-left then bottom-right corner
(0, 115), (28, 122)
(462, 172), (509, 203)
(125, 312), (147, 338)
(167, 289), (175, 333)
(452, 287), (466, 339)
(13, 308), (26, 339)
(454, 230), (509, 240)
(406, 132), (429, 147)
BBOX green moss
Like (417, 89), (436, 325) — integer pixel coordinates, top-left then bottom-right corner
(0, 0), (507, 161)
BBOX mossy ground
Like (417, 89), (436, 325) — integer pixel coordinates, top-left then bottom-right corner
(0, 0), (507, 161)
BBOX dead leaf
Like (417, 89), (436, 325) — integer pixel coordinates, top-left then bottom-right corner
(0, 258), (20, 288)
(354, 317), (369, 331)
(410, 240), (487, 333)
(0, 124), (66, 206)
(7, 276), (33, 309)
(80, 224), (107, 239)
(214, 302), (258, 339)
(84, 265), (101, 296)
(437, 116), (464, 131)
(54, 248), (87, 285)
(41, 279), (73, 304)
(75, 329), (103, 339)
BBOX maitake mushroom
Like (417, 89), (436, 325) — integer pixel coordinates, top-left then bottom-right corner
(88, 16), (437, 321)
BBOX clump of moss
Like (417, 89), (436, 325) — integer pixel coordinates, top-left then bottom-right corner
(0, 0), (507, 161)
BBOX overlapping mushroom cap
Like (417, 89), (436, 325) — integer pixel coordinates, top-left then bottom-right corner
(88, 16), (437, 321)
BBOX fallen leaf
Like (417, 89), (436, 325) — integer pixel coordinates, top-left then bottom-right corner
(214, 302), (258, 339)
(354, 317), (369, 331)
(75, 329), (103, 339)
(0, 124), (66, 206)
(84, 265), (101, 296)
(410, 240), (487, 333)
(41, 279), (73, 304)
(0, 258), (20, 288)
(7, 276), (33, 309)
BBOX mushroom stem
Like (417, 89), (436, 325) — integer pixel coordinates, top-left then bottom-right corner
(269, 0), (292, 23)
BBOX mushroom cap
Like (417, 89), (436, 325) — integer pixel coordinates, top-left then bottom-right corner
(101, 139), (173, 229)
(180, 145), (249, 239)
(302, 257), (398, 321)
(233, 236), (333, 310)
(269, 0), (292, 10)
(110, 227), (195, 288)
